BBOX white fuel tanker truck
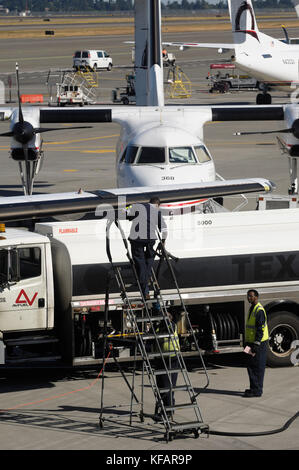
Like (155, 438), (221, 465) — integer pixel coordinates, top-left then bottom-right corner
(1, 200), (299, 369)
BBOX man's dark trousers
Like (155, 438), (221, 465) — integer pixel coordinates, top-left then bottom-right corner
(246, 341), (268, 396)
(130, 240), (155, 296)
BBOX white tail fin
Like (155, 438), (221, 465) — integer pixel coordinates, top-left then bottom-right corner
(134, 0), (164, 106)
(292, 0), (299, 18)
(228, 0), (286, 52)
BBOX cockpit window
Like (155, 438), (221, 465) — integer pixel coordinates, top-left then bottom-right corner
(137, 147), (165, 164)
(194, 146), (211, 163)
(120, 145), (138, 164)
(169, 147), (197, 164)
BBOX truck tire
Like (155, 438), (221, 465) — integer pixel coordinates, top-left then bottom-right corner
(267, 311), (299, 367)
(107, 63), (112, 71)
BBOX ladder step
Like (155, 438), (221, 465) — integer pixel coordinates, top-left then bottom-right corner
(170, 422), (208, 433)
(159, 385), (190, 393)
(142, 333), (172, 341)
(148, 352), (177, 359)
(154, 368), (182, 376)
(165, 403), (197, 412)
(136, 316), (164, 323)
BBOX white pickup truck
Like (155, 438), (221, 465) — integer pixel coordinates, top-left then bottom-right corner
(207, 64), (259, 93)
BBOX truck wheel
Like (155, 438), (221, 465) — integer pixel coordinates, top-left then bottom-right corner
(107, 63), (112, 71)
(267, 311), (299, 367)
(222, 82), (230, 93)
(122, 97), (129, 105)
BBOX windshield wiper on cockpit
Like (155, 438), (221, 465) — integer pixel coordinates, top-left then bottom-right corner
(169, 163), (195, 169)
(138, 163), (165, 170)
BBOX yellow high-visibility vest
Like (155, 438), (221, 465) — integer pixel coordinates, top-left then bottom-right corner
(156, 324), (180, 357)
(245, 302), (269, 343)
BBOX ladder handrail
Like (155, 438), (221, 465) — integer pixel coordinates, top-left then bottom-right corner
(154, 231), (210, 392)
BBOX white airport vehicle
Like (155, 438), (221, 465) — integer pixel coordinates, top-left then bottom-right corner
(163, 0), (299, 104)
(4, 178), (299, 369)
(73, 49), (113, 71)
(56, 84), (84, 107)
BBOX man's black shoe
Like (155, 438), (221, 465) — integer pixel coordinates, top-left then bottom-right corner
(153, 413), (163, 422)
(243, 390), (262, 397)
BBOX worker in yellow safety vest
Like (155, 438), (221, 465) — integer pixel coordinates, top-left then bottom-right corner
(243, 289), (269, 397)
(153, 310), (180, 421)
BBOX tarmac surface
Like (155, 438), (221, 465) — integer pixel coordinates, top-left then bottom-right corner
(0, 355), (298, 452)
(0, 14), (299, 454)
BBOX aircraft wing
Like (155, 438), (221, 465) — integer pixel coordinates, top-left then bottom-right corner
(162, 41), (235, 52)
(37, 104), (285, 125)
(0, 178), (274, 222)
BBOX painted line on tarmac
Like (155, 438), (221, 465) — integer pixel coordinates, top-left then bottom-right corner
(207, 141), (276, 146)
(81, 149), (115, 153)
(42, 147), (114, 152)
(44, 134), (119, 145)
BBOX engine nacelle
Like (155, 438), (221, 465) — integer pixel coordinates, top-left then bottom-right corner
(11, 148), (39, 161)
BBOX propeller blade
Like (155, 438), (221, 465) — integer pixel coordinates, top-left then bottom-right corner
(16, 63), (24, 124)
(33, 126), (93, 134)
(0, 131), (14, 137)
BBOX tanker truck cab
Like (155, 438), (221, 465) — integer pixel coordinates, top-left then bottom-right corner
(0, 227), (54, 363)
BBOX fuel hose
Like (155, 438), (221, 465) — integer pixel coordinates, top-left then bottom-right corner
(208, 410), (299, 437)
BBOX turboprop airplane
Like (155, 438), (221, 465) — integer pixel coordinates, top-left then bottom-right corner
(0, 0), (296, 206)
(0, 3), (217, 203)
(163, 0), (299, 105)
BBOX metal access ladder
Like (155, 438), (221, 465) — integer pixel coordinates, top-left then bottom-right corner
(46, 69), (97, 104)
(100, 218), (209, 442)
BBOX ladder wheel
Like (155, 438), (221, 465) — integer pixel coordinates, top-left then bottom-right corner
(164, 431), (173, 442)
(194, 430), (199, 439)
(99, 418), (104, 429)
